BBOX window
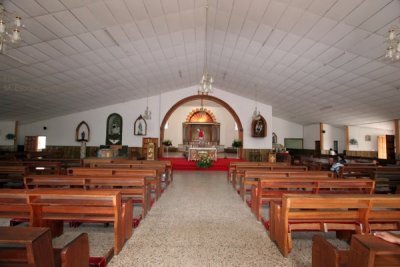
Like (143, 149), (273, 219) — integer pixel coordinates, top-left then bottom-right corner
(37, 136), (46, 150)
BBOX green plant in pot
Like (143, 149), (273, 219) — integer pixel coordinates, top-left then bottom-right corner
(232, 139), (242, 159)
(162, 139), (172, 147)
(5, 133), (15, 140)
(197, 154), (213, 168)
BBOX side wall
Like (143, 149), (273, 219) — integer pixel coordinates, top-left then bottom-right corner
(0, 121), (16, 146)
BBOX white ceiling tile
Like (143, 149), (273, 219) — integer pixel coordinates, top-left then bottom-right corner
(278, 34), (302, 52)
(276, 6), (304, 32)
(252, 24), (273, 44)
(262, 0), (287, 27)
(105, 0), (133, 24)
(124, 0), (149, 21)
(264, 29), (286, 48)
(71, 6), (103, 31)
(53, 10), (88, 34)
(291, 11), (321, 37)
(248, 0), (270, 22)
(24, 18), (59, 41)
(325, 0), (364, 21)
(162, 0), (180, 14)
(144, 0), (164, 18)
(306, 17), (337, 41)
(87, 1), (117, 27)
(166, 13), (182, 32)
(35, 14), (72, 37)
(344, 0), (392, 27)
(307, 0), (338, 17)
(12, 0), (48, 16)
(359, 0), (400, 32)
(320, 23), (354, 45)
(47, 39), (77, 55)
(77, 32), (105, 50)
(62, 36), (90, 53)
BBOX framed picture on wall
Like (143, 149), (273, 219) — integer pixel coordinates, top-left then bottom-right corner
(365, 135), (371, 142)
(134, 115), (147, 136)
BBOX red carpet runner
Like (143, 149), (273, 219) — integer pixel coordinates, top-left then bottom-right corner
(160, 157), (246, 171)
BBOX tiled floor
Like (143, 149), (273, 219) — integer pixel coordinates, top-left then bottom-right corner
(0, 171), (348, 266)
(108, 171), (346, 267)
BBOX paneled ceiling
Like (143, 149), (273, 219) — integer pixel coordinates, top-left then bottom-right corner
(0, 0), (399, 126)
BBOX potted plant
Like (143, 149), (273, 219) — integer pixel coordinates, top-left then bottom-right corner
(162, 139), (172, 147)
(5, 133), (15, 140)
(162, 139), (172, 156)
(232, 139), (242, 159)
(196, 154), (213, 168)
(349, 138), (358, 145)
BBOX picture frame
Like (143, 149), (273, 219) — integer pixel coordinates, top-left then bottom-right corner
(75, 121), (90, 142)
(251, 115), (267, 137)
(365, 135), (371, 142)
(134, 115), (147, 136)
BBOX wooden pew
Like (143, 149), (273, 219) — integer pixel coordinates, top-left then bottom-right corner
(252, 178), (375, 221)
(24, 174), (152, 218)
(26, 189), (131, 255)
(0, 227), (89, 267)
(67, 167), (160, 200)
(0, 166), (28, 187)
(81, 158), (173, 184)
(240, 170), (332, 201)
(312, 234), (400, 267)
(0, 189), (30, 222)
(227, 161), (289, 185)
(372, 168), (400, 193)
(270, 194), (400, 257)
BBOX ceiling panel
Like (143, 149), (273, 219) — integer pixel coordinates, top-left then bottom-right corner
(0, 0), (399, 127)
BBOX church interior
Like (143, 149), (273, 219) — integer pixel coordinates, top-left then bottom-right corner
(1, 0), (400, 266)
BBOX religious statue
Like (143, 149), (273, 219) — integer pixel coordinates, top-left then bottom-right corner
(197, 128), (204, 140)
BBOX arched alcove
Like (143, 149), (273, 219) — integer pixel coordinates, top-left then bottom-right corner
(160, 95), (243, 158)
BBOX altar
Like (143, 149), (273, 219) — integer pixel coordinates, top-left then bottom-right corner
(188, 147), (217, 161)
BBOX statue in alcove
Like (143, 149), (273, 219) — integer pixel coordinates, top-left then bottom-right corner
(106, 113), (123, 145)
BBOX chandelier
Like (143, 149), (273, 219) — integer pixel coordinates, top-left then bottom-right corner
(385, 26), (400, 61)
(198, 1), (214, 95)
(252, 85), (261, 120)
(0, 3), (22, 53)
(142, 82), (152, 120)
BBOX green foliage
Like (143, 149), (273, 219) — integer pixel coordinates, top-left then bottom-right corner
(349, 138), (358, 145)
(196, 154), (213, 168)
(162, 139), (172, 146)
(232, 139), (242, 148)
(5, 133), (15, 140)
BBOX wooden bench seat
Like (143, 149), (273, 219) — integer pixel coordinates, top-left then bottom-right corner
(252, 178), (375, 221)
(0, 189), (131, 255)
(232, 164), (308, 191)
(67, 167), (160, 200)
(0, 189), (30, 221)
(312, 234), (400, 267)
(373, 169), (400, 193)
(24, 174), (152, 218)
(0, 166), (28, 187)
(0, 226), (89, 267)
(240, 170), (333, 201)
(227, 162), (289, 184)
(270, 194), (400, 256)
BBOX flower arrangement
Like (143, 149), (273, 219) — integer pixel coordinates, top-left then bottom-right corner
(162, 139), (172, 146)
(197, 154), (213, 168)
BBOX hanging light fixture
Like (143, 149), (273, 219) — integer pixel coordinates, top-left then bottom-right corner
(384, 26), (400, 61)
(252, 84), (261, 120)
(198, 0), (214, 95)
(142, 81), (152, 120)
(0, 3), (23, 54)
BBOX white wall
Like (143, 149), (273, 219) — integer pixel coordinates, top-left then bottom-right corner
(19, 86), (274, 149)
(303, 124), (320, 149)
(0, 121), (16, 146)
(271, 117), (303, 146)
(323, 124), (346, 153)
(348, 124), (394, 152)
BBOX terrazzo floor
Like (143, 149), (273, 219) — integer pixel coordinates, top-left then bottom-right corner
(0, 171), (348, 266)
(107, 171), (346, 267)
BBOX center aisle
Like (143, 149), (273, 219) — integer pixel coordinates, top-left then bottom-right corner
(108, 171), (309, 266)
